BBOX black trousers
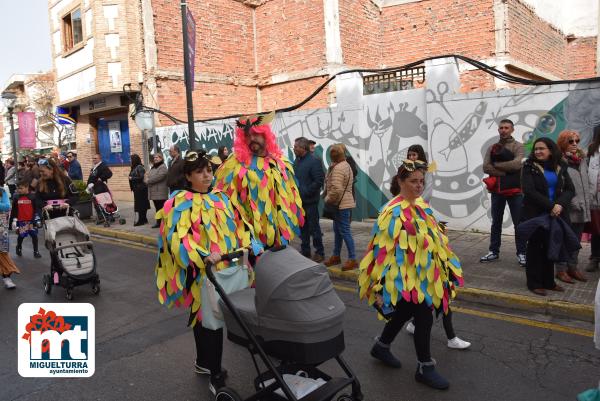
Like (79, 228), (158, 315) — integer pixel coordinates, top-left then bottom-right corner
(193, 324), (223, 375)
(525, 228), (557, 290)
(379, 300), (433, 362)
(17, 233), (38, 252)
(152, 199), (166, 213)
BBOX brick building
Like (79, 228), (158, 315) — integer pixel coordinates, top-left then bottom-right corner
(46, 0), (598, 199)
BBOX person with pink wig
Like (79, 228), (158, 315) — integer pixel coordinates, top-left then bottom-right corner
(214, 112), (304, 248)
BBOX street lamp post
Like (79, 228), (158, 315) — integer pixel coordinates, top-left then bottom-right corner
(1, 92), (18, 163)
(134, 110), (156, 169)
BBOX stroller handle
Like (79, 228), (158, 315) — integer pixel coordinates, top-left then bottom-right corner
(204, 249), (246, 283)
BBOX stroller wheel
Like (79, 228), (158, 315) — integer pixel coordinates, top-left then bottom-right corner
(337, 395), (355, 401)
(65, 288), (74, 301)
(119, 218), (126, 225)
(91, 282), (101, 295)
(43, 274), (52, 294)
(215, 387), (242, 401)
(103, 221), (110, 227)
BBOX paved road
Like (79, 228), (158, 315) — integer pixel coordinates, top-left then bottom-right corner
(1, 237), (598, 401)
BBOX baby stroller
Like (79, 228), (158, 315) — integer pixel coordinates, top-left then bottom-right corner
(91, 185), (125, 227)
(42, 202), (99, 300)
(210, 245), (363, 401)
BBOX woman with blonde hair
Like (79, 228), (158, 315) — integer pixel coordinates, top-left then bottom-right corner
(324, 144), (357, 271)
(555, 130), (589, 283)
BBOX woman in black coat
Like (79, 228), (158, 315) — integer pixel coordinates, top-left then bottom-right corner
(129, 154), (150, 226)
(521, 137), (575, 296)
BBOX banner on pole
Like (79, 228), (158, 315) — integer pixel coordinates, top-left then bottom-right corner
(17, 112), (36, 149)
(186, 7), (196, 90)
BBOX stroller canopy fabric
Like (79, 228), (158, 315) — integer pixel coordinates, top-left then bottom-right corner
(254, 246), (345, 329)
(45, 216), (90, 244)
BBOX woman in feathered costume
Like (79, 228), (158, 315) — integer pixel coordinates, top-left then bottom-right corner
(155, 150), (260, 394)
(214, 112), (304, 248)
(358, 159), (463, 390)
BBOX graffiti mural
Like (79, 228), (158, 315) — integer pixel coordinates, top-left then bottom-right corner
(153, 73), (600, 231)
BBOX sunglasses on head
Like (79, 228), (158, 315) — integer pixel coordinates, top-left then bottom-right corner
(37, 158), (49, 167)
(400, 159), (428, 172)
(568, 138), (580, 145)
(184, 151), (210, 162)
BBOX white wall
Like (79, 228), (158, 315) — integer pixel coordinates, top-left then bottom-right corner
(521, 0), (598, 36)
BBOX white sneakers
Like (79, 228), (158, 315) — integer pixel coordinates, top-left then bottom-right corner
(3, 277), (16, 289)
(447, 337), (471, 349)
(406, 321), (471, 349)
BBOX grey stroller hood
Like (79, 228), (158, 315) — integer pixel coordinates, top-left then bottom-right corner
(220, 246), (346, 364)
(254, 246), (345, 331)
(45, 216), (90, 243)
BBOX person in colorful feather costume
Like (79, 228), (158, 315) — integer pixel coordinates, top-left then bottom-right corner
(358, 159), (463, 390)
(155, 150), (259, 394)
(214, 112), (304, 248)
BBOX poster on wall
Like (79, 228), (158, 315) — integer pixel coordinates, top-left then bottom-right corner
(17, 112), (36, 149)
(98, 118), (130, 165)
(108, 121), (122, 153)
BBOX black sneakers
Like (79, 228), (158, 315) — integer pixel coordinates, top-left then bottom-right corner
(479, 252), (499, 263)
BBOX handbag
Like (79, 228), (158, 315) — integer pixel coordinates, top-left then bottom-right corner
(201, 250), (252, 330)
(322, 166), (351, 220)
(482, 176), (497, 192)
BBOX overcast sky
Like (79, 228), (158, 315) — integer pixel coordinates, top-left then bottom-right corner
(0, 0), (52, 89)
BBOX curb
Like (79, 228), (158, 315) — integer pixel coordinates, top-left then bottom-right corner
(327, 266), (595, 323)
(87, 225), (595, 323)
(87, 226), (158, 246)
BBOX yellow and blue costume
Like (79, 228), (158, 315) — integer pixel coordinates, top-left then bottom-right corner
(214, 154), (304, 248)
(155, 189), (256, 326)
(358, 196), (463, 314)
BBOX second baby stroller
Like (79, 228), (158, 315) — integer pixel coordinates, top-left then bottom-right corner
(42, 203), (99, 300)
(91, 184), (125, 227)
(209, 245), (363, 401)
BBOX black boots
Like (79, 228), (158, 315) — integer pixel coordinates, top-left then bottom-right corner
(415, 359), (449, 390)
(370, 340), (402, 368)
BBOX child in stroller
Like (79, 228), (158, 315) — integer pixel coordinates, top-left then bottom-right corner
(88, 183), (126, 227)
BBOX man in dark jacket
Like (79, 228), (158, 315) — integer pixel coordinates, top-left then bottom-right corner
(87, 153), (112, 194)
(481, 119), (526, 266)
(166, 145), (186, 194)
(66, 151), (83, 180)
(294, 137), (325, 262)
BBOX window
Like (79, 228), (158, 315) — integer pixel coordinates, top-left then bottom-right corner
(363, 67), (426, 95)
(62, 8), (83, 52)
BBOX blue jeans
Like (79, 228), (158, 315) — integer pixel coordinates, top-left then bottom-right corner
(300, 203), (324, 257)
(490, 193), (524, 254)
(333, 209), (356, 259)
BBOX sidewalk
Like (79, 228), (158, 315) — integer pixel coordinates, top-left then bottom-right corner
(86, 201), (599, 321)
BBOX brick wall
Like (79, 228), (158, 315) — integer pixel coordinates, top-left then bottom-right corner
(339, 0), (382, 68)
(254, 0), (327, 81)
(506, 0), (566, 78)
(567, 36), (597, 79)
(153, 0), (255, 79)
(381, 0), (495, 66)
(154, 78), (258, 124)
(460, 69), (496, 92)
(260, 76), (331, 111)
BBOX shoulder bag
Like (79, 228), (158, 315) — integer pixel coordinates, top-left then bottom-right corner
(322, 166), (351, 220)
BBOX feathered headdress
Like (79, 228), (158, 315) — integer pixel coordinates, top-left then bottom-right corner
(233, 111), (281, 165)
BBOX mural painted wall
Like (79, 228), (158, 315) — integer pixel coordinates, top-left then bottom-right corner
(154, 61), (600, 232)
